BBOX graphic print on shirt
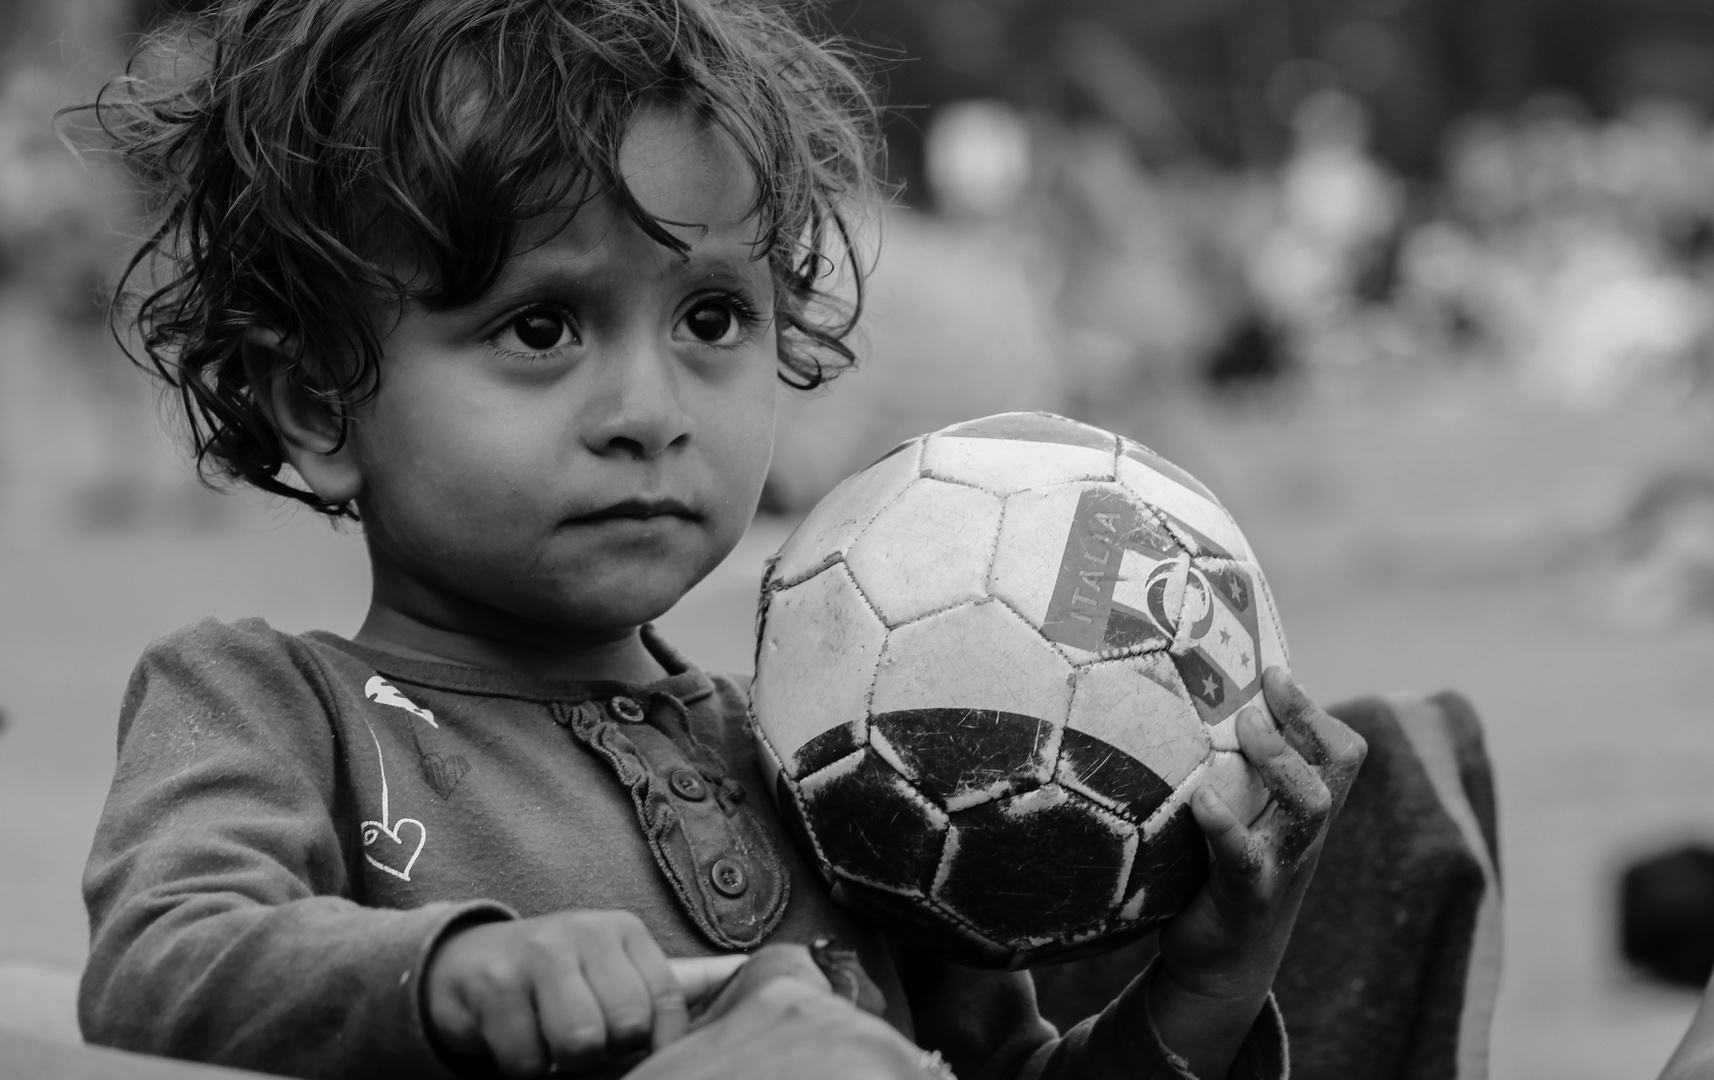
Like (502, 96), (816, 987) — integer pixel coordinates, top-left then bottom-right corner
(358, 715), (427, 882)
(364, 675), (438, 728)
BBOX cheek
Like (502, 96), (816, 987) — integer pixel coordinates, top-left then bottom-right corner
(382, 368), (558, 473)
(711, 358), (778, 498)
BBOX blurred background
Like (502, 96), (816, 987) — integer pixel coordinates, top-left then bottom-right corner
(4, 0), (1714, 1076)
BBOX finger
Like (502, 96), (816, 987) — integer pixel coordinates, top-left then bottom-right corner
(427, 984), (487, 1059)
(1262, 668), (1367, 778)
(669, 955), (749, 1007)
(1190, 783), (1263, 885)
(733, 943), (831, 995)
(579, 937), (657, 1056)
(696, 943), (831, 1027)
(534, 966), (608, 1074)
(1236, 704), (1331, 822)
(619, 932), (691, 1052)
(475, 982), (551, 1079)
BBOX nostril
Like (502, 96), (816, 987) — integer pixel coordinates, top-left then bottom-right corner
(604, 435), (649, 459)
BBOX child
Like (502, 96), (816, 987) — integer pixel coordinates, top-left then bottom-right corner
(75, 2), (1367, 1078)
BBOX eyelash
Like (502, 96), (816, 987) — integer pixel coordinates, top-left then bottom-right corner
(485, 304), (579, 362)
(692, 292), (766, 345)
(483, 291), (767, 361)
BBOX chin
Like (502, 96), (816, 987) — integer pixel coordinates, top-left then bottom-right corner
(532, 570), (703, 633)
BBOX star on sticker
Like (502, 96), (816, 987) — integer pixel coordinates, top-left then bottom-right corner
(1218, 628), (1232, 646)
(1239, 651), (1253, 673)
(1201, 674), (1221, 698)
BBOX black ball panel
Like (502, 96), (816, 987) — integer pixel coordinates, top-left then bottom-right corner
(794, 722), (864, 778)
(869, 708), (1054, 807)
(829, 877), (1011, 967)
(935, 786), (1131, 944)
(773, 774), (830, 884)
(1124, 804), (1210, 922)
(800, 752), (946, 895)
(939, 412), (1114, 453)
(1058, 726), (1175, 822)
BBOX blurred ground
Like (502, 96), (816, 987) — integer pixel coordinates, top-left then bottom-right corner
(4, 307), (1714, 1076)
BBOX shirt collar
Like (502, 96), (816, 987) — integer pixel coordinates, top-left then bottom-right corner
(302, 624), (716, 706)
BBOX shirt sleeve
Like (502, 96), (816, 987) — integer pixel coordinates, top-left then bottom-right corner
(78, 619), (513, 1079)
(902, 951), (1287, 1080)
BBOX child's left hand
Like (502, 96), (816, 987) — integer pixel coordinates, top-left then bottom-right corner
(1148, 667), (1367, 1078)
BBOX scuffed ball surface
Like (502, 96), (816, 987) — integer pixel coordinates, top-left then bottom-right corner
(752, 412), (1289, 968)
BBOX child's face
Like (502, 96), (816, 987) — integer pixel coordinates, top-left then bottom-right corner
(345, 108), (778, 647)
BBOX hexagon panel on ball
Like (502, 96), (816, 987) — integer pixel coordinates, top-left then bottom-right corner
(845, 478), (1003, 627)
(771, 438), (924, 586)
(751, 562), (887, 778)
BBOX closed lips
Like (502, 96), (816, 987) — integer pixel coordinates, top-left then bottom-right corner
(575, 498), (697, 522)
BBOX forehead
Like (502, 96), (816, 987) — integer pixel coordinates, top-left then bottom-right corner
(619, 108), (760, 231)
(510, 109), (766, 270)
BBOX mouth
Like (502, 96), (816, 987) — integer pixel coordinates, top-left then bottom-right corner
(571, 497), (700, 524)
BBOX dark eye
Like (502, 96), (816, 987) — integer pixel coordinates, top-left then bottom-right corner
(498, 310), (575, 353)
(683, 302), (737, 345)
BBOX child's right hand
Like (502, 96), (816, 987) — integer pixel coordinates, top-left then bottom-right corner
(425, 910), (693, 1076)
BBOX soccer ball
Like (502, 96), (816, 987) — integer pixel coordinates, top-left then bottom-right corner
(750, 412), (1288, 969)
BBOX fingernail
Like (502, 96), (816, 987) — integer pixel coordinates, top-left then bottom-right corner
(1197, 787), (1219, 809)
(1243, 704), (1276, 734)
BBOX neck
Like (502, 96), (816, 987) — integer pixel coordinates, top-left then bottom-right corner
(353, 600), (672, 684)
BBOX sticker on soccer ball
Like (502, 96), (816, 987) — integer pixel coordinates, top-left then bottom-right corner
(751, 412), (1287, 969)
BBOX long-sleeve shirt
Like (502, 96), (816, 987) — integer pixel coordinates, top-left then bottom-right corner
(80, 618), (1284, 1079)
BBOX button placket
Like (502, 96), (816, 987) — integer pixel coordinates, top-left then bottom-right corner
(553, 691), (789, 949)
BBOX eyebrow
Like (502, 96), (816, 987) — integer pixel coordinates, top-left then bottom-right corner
(470, 244), (771, 310)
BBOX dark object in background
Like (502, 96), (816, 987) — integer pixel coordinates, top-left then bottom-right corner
(1620, 845), (1714, 987)
(1205, 315), (1289, 387)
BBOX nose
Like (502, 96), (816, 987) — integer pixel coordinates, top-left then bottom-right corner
(581, 334), (692, 460)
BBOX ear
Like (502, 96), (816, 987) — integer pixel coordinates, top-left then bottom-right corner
(241, 327), (364, 506)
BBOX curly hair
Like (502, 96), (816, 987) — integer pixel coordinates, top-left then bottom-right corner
(76, 0), (879, 515)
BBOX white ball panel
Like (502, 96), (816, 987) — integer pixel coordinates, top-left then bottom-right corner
(922, 436), (1115, 495)
(988, 485), (1087, 632)
(1253, 571), (1291, 673)
(1203, 687), (1266, 752)
(773, 440), (924, 585)
(1116, 456), (1254, 562)
(1065, 655), (1211, 789)
(846, 479), (1003, 627)
(1201, 749), (1270, 827)
(753, 563), (888, 776)
(871, 600), (1076, 727)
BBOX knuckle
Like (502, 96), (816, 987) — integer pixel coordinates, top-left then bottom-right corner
(652, 987), (687, 1012)
(470, 957), (522, 996)
(602, 909), (645, 936)
(605, 1006), (651, 1036)
(560, 1023), (606, 1054)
